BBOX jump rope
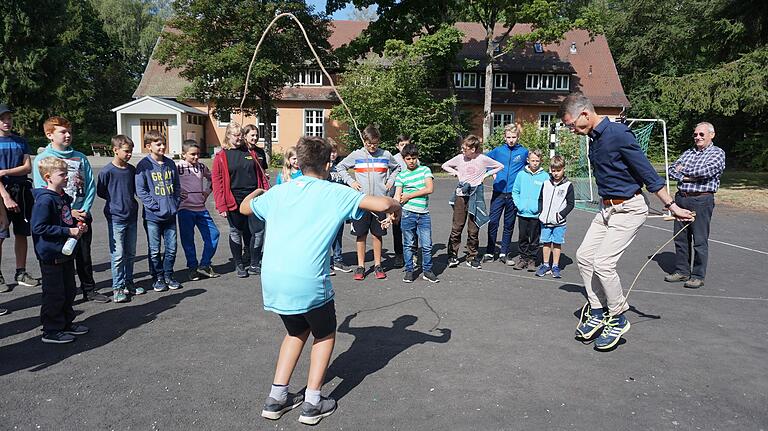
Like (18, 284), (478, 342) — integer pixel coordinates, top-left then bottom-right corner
(238, 13), (695, 324)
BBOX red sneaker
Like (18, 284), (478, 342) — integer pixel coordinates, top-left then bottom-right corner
(374, 265), (386, 279)
(353, 266), (365, 281)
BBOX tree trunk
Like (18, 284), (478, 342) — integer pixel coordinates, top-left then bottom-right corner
(259, 96), (273, 158)
(482, 23), (495, 143)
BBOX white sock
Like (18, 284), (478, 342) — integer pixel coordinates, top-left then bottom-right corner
(269, 384), (288, 403)
(305, 388), (321, 406)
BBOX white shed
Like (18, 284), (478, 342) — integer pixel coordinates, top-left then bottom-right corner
(111, 96), (208, 155)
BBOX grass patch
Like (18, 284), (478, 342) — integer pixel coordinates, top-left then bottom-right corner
(713, 171), (768, 211)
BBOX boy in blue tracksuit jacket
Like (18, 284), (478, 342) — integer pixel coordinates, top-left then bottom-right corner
(31, 157), (89, 344)
(135, 131), (181, 292)
(512, 149), (549, 270)
(484, 124), (528, 263)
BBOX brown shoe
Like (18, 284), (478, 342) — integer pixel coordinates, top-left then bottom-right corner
(526, 260), (538, 271)
(684, 278), (704, 289)
(664, 273), (690, 282)
(512, 258), (527, 270)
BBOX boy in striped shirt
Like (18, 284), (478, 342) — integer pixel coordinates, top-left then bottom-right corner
(394, 144), (438, 283)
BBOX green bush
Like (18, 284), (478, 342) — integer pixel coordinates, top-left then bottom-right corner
(733, 134), (768, 170)
(270, 151), (284, 169)
(486, 121), (582, 175)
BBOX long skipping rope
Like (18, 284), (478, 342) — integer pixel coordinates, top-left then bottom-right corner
(352, 297), (443, 333)
(239, 12), (393, 225)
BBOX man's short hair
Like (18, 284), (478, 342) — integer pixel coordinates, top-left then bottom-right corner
(182, 139), (199, 153)
(462, 134), (482, 152)
(557, 92), (595, 119)
(529, 149), (543, 159)
(111, 135), (134, 150)
(401, 143), (418, 158)
(296, 136), (331, 175)
(363, 124), (381, 143)
(695, 122), (715, 133)
(143, 130), (165, 146)
(37, 156), (68, 178)
(550, 155), (566, 170)
(397, 134), (411, 144)
(43, 116), (71, 135)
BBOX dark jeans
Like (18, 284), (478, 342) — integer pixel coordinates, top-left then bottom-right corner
(40, 260), (77, 333)
(392, 219), (403, 256)
(226, 210), (263, 267)
(517, 216), (541, 262)
(75, 215), (95, 293)
(673, 192), (715, 280)
(486, 192), (517, 255)
(144, 218), (178, 279)
(332, 224), (344, 264)
(449, 196), (479, 260)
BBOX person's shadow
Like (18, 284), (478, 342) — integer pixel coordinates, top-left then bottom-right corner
(324, 314), (451, 401)
(0, 289), (204, 376)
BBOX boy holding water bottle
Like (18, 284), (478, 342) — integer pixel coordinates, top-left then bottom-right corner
(31, 157), (89, 344)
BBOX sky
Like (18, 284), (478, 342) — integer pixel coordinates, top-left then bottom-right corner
(306, 0), (357, 19)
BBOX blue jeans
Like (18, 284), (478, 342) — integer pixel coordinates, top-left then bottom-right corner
(107, 220), (137, 290)
(486, 192), (517, 255)
(332, 224), (344, 263)
(177, 209), (220, 269)
(144, 218), (177, 279)
(400, 210), (433, 273)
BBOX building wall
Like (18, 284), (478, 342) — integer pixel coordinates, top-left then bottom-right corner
(463, 104), (623, 135)
(119, 113), (180, 155)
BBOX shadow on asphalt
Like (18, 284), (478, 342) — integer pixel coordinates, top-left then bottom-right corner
(325, 313), (451, 401)
(0, 289), (204, 376)
(651, 251), (676, 274)
(91, 255), (149, 273)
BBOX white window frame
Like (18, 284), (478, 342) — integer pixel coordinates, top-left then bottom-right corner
(452, 72), (462, 88)
(556, 74), (570, 91)
(539, 112), (556, 130)
(492, 112), (515, 130)
(493, 73), (509, 89)
(525, 74), (540, 90)
(295, 70), (323, 86)
(216, 109), (232, 128)
(303, 109), (324, 137)
(462, 72), (477, 88)
(257, 109), (279, 143)
(479, 74), (486, 88)
(540, 74), (555, 90)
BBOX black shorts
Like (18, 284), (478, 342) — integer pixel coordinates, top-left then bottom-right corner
(350, 211), (386, 237)
(279, 300), (337, 339)
(0, 181), (33, 239)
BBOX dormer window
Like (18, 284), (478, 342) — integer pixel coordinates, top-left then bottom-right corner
(294, 70), (322, 86)
(493, 73), (508, 89)
(453, 72), (478, 88)
(570, 42), (577, 54)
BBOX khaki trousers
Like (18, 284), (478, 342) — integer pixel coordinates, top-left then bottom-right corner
(577, 194), (647, 316)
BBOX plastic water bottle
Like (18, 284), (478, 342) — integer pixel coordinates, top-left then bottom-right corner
(62, 237), (78, 255)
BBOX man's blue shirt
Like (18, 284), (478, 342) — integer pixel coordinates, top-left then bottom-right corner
(250, 176), (365, 314)
(588, 117), (665, 198)
(486, 143), (528, 193)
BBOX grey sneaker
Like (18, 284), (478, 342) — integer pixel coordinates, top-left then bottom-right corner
(196, 265), (220, 278)
(422, 271), (439, 283)
(403, 271), (415, 283)
(298, 397), (337, 425)
(512, 258), (527, 270)
(466, 258), (481, 269)
(333, 262), (352, 273)
(236, 264), (249, 278)
(248, 265), (262, 276)
(261, 392), (304, 420)
(15, 271), (40, 287)
(188, 268), (201, 281)
(447, 256), (459, 268)
(0, 273), (9, 293)
(63, 323), (89, 335)
(664, 272), (690, 282)
(684, 278), (704, 289)
(526, 259), (538, 271)
(42, 331), (75, 344)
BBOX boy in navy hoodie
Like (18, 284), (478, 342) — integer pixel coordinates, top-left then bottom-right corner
(31, 157), (89, 344)
(135, 130), (181, 292)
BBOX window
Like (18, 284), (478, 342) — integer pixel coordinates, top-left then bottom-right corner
(216, 109), (232, 128)
(534, 42), (544, 53)
(479, 74), (485, 88)
(493, 73), (509, 89)
(526, 74), (540, 90)
(462, 72), (477, 88)
(539, 112), (556, 130)
(257, 109), (279, 142)
(556, 74), (570, 91)
(295, 70), (322, 86)
(540, 74), (555, 90)
(452, 72), (462, 87)
(493, 112), (515, 130)
(304, 109), (324, 137)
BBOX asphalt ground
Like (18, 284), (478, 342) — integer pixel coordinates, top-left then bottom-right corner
(1, 167), (767, 430)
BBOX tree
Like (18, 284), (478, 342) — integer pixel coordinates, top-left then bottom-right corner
(328, 0), (599, 142)
(155, 0), (332, 156)
(330, 26), (465, 162)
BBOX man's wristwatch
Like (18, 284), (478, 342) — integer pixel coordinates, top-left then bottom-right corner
(664, 201), (675, 209)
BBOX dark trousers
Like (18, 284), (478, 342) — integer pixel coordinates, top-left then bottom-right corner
(673, 192), (715, 280)
(486, 192), (517, 255)
(449, 196), (480, 260)
(40, 260), (77, 333)
(75, 215), (95, 293)
(392, 220), (403, 256)
(517, 216), (541, 262)
(226, 209), (263, 267)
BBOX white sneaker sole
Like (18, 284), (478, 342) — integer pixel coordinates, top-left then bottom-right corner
(422, 275), (440, 283)
(595, 321), (631, 350)
(261, 400), (303, 420)
(298, 405), (336, 425)
(16, 280), (39, 287)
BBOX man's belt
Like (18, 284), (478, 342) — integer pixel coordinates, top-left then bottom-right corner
(601, 190), (641, 206)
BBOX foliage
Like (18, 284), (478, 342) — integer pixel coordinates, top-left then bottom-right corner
(732, 134), (768, 171)
(155, 0), (332, 156)
(330, 26), (466, 163)
(486, 121), (582, 172)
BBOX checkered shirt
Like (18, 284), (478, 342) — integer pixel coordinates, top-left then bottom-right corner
(667, 143), (726, 193)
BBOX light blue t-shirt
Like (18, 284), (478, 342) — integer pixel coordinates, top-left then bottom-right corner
(250, 175), (365, 314)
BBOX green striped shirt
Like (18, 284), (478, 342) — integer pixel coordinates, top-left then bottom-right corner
(395, 165), (433, 213)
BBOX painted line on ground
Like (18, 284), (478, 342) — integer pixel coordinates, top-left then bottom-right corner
(473, 267), (768, 302)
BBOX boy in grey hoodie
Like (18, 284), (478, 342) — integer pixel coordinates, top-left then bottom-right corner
(334, 125), (401, 280)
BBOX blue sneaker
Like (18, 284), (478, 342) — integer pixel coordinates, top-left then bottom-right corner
(551, 265), (562, 278)
(152, 278), (168, 292)
(575, 308), (606, 340)
(595, 314), (631, 350)
(535, 264), (551, 277)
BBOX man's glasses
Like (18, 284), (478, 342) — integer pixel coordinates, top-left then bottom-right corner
(692, 132), (707, 138)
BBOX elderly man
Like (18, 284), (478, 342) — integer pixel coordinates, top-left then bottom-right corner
(664, 122), (725, 289)
(558, 93), (693, 351)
